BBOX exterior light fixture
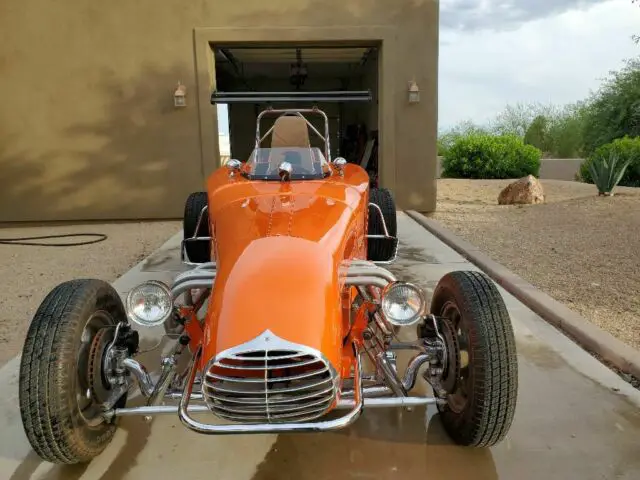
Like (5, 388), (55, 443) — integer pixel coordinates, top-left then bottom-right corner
(174, 81), (187, 107)
(408, 79), (420, 104)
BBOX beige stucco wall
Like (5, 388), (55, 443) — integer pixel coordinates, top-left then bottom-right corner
(0, 0), (439, 222)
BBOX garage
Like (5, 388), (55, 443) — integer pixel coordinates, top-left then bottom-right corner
(211, 44), (382, 187)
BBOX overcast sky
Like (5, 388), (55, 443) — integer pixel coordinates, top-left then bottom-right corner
(438, 0), (640, 129)
(217, 0), (640, 139)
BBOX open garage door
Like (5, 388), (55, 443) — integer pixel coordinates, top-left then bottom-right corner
(211, 44), (381, 186)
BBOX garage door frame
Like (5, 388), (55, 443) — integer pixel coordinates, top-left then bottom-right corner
(193, 27), (397, 194)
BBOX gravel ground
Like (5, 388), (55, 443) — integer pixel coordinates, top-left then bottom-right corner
(430, 179), (640, 351)
(0, 221), (180, 367)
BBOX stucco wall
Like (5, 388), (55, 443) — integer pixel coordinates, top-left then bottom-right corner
(538, 158), (583, 181)
(0, 0), (439, 221)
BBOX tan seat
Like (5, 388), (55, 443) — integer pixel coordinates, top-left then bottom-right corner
(270, 116), (311, 148)
(267, 116), (315, 174)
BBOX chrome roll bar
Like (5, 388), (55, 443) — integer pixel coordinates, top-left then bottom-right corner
(255, 107), (332, 162)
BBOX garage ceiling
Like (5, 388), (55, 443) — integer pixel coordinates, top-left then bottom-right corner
(221, 47), (370, 63)
(214, 46), (376, 80)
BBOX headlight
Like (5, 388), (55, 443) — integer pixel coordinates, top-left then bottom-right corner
(381, 282), (426, 326)
(125, 280), (173, 327)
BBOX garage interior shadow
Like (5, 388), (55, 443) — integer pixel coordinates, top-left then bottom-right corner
(213, 43), (382, 186)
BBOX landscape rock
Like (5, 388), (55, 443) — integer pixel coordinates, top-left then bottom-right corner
(498, 175), (545, 205)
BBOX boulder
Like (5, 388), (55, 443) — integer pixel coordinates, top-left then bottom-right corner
(498, 175), (545, 205)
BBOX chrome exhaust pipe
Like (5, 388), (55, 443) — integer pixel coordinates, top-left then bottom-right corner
(346, 266), (397, 283)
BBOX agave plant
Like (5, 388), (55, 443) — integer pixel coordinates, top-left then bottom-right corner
(587, 152), (632, 196)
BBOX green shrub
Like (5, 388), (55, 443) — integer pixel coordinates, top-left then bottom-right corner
(441, 133), (542, 179)
(579, 136), (640, 187)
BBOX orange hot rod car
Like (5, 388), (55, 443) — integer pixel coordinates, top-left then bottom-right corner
(18, 107), (518, 465)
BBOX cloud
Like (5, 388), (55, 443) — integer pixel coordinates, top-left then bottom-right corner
(438, 0), (640, 129)
(441, 0), (609, 31)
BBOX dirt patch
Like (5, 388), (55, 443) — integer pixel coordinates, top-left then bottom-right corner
(430, 179), (640, 351)
(0, 221), (180, 367)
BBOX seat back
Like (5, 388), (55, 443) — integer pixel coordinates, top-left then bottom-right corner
(267, 116), (315, 174)
(270, 116), (311, 148)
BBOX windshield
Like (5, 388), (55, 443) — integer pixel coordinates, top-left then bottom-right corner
(245, 147), (330, 181)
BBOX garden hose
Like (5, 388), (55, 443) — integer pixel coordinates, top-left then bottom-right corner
(0, 233), (108, 247)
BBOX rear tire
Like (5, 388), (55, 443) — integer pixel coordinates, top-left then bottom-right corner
(18, 279), (128, 464)
(430, 270), (518, 447)
(367, 187), (397, 261)
(183, 191), (211, 263)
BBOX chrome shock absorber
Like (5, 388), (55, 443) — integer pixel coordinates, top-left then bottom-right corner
(422, 314), (448, 398)
(144, 334), (191, 421)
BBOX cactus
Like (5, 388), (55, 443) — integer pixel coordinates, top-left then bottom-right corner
(587, 152), (632, 196)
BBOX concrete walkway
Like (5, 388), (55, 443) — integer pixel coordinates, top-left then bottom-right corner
(0, 213), (638, 480)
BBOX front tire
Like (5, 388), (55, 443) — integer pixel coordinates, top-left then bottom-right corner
(18, 279), (127, 464)
(430, 270), (518, 447)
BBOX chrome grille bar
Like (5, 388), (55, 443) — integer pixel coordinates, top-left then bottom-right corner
(206, 366), (330, 383)
(205, 376), (333, 396)
(202, 330), (338, 424)
(208, 384), (335, 405)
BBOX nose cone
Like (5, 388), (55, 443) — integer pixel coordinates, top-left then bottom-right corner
(201, 235), (344, 371)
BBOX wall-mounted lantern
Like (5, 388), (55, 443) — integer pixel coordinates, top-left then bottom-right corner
(408, 79), (420, 104)
(173, 82), (187, 107)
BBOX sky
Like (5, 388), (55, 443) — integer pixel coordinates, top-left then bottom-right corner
(216, 0), (640, 142)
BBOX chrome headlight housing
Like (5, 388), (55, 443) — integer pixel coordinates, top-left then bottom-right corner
(380, 281), (426, 326)
(125, 280), (173, 327)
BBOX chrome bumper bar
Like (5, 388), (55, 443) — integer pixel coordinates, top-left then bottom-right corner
(112, 396), (439, 418)
(175, 343), (364, 434)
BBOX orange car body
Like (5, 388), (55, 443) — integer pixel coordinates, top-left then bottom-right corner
(193, 162), (371, 381)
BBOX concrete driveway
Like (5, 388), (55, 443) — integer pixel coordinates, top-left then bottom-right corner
(1, 213), (638, 480)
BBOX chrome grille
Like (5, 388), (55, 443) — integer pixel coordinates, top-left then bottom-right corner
(203, 331), (338, 423)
